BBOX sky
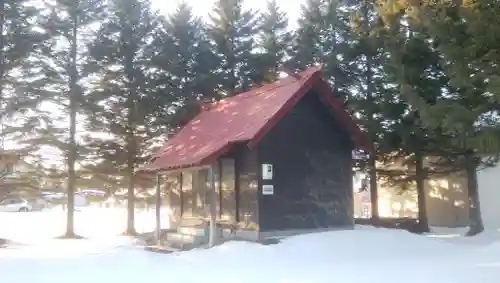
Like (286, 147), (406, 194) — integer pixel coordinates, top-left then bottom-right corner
(151, 0), (305, 28)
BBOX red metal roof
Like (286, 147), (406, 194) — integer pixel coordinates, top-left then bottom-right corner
(142, 66), (372, 172)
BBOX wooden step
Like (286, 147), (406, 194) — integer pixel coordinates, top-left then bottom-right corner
(144, 245), (179, 254)
(166, 232), (197, 243)
(177, 226), (207, 237)
(178, 217), (207, 227)
(165, 233), (203, 250)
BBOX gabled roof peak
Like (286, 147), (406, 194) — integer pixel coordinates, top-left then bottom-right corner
(142, 66), (370, 172)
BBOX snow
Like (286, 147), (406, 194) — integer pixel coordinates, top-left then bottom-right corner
(0, 206), (169, 243)
(1, 210), (500, 283)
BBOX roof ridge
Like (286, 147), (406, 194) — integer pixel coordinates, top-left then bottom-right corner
(220, 80), (295, 102)
(204, 74), (311, 110)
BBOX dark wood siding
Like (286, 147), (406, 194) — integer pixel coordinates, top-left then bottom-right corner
(257, 90), (354, 232)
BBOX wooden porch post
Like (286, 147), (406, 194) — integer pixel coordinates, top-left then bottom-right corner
(208, 165), (217, 247)
(155, 173), (162, 246)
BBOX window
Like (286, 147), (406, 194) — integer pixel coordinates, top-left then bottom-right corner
(181, 172), (193, 217)
(5, 163), (14, 174)
(1, 199), (23, 205)
(220, 159), (236, 221)
(193, 169), (208, 217)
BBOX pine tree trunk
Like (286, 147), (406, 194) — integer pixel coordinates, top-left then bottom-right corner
(368, 154), (379, 222)
(228, 53), (236, 96)
(208, 165), (217, 247)
(124, 36), (137, 236)
(125, 149), (135, 235)
(415, 150), (429, 233)
(465, 151), (484, 236)
(0, 0), (5, 147)
(64, 4), (79, 239)
(362, 0), (378, 224)
(0, 8), (5, 245)
(155, 174), (161, 245)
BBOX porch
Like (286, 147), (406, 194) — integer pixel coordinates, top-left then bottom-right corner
(157, 144), (260, 249)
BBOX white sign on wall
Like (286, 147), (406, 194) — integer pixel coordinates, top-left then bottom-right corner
(262, 164), (273, 180)
(262, 185), (274, 195)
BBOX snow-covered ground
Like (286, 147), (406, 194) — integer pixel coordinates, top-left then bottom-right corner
(0, 206), (170, 243)
(1, 209), (500, 283)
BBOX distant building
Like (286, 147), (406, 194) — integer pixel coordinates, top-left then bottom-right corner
(74, 193), (88, 207)
(0, 152), (26, 198)
(352, 157), (470, 227)
(477, 164), (500, 230)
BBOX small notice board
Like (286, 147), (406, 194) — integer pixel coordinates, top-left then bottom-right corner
(262, 185), (274, 195)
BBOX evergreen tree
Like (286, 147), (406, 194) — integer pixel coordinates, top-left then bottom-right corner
(0, 0), (48, 154)
(373, 9), (434, 232)
(343, 0), (390, 223)
(374, 1), (461, 232)
(291, 0), (323, 69)
(291, 0), (352, 98)
(85, 0), (162, 235)
(19, 0), (106, 238)
(256, 0), (293, 81)
(152, 2), (219, 131)
(207, 0), (260, 96)
(349, 0), (456, 231)
(379, 0), (500, 235)
(414, 1), (500, 236)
